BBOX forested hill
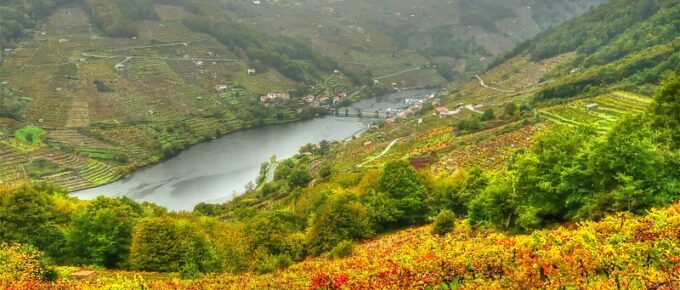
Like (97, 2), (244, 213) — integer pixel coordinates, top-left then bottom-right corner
(491, 0), (680, 99)
(2, 0), (606, 86)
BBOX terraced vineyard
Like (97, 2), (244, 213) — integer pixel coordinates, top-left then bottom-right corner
(0, 144), (28, 184)
(539, 92), (653, 132)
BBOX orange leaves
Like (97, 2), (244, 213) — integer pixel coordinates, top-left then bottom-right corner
(7, 202), (680, 289)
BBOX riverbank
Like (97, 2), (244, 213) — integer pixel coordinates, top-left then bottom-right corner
(71, 89), (436, 210)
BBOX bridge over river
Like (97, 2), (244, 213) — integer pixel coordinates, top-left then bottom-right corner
(328, 108), (400, 119)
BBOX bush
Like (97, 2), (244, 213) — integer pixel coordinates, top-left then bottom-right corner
(0, 243), (56, 282)
(129, 217), (180, 272)
(328, 240), (354, 259)
(431, 210), (456, 235)
(306, 191), (373, 255)
(318, 164), (332, 179)
(288, 168), (312, 188)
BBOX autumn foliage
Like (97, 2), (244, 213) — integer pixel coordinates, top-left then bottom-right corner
(2, 202), (679, 289)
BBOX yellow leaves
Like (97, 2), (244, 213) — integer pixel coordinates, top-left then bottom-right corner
(7, 202), (680, 289)
(0, 243), (48, 283)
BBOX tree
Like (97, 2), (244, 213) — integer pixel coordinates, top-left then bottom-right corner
(289, 168), (312, 188)
(481, 109), (495, 121)
(66, 196), (143, 268)
(652, 73), (680, 148)
(0, 184), (65, 258)
(129, 217), (180, 272)
(504, 103), (518, 117)
(306, 191), (372, 255)
(431, 210), (456, 235)
(318, 164), (332, 179)
(247, 211), (300, 256)
(377, 160), (429, 225)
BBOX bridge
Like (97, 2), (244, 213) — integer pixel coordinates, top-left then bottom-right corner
(328, 108), (397, 119)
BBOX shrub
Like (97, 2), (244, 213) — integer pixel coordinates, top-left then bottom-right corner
(0, 243), (56, 282)
(318, 164), (332, 179)
(306, 191), (373, 255)
(328, 240), (354, 259)
(431, 210), (456, 235)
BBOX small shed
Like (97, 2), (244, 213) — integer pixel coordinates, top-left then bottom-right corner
(247, 68), (257, 75)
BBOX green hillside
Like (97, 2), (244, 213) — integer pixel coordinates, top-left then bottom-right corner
(0, 0), (604, 190)
(2, 0), (680, 288)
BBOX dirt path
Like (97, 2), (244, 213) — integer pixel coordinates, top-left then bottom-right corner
(475, 74), (516, 93)
(374, 66), (422, 80)
(358, 137), (402, 167)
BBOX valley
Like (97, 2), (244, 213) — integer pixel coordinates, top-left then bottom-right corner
(1, 0), (679, 289)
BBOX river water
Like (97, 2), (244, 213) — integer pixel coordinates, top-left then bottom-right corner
(73, 89), (434, 210)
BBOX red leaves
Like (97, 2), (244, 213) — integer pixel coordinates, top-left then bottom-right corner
(309, 273), (349, 290)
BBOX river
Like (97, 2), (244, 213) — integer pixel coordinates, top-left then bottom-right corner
(72, 89), (434, 211)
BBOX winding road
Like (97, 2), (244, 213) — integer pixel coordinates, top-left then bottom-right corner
(475, 74), (516, 93)
(358, 137), (402, 167)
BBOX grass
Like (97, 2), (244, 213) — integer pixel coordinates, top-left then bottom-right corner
(22, 159), (66, 179)
(14, 126), (47, 146)
(538, 92), (652, 132)
(79, 148), (128, 162)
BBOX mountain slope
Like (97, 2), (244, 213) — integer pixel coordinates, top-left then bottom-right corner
(0, 0), (605, 191)
(1, 0), (680, 288)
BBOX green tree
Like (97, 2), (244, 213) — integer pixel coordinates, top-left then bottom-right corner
(0, 184), (66, 259)
(652, 73), (680, 148)
(504, 103), (518, 117)
(66, 196), (143, 268)
(431, 210), (456, 235)
(129, 217), (180, 272)
(377, 160), (429, 225)
(306, 191), (372, 255)
(288, 168), (312, 188)
(318, 164), (332, 179)
(481, 109), (495, 121)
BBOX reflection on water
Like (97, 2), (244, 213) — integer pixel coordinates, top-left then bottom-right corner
(72, 89), (434, 211)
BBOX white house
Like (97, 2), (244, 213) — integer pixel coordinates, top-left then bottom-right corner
(215, 85), (228, 92)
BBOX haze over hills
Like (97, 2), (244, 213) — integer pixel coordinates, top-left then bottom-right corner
(1, 0), (680, 289)
(0, 0), (603, 191)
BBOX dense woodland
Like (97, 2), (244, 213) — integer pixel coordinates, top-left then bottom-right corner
(490, 0), (680, 99)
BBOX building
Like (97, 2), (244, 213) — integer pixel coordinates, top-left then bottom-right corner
(114, 64), (125, 72)
(247, 68), (257, 75)
(260, 92), (290, 102)
(303, 94), (316, 103)
(275, 92), (290, 100)
(436, 107), (449, 117)
(215, 85), (228, 92)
